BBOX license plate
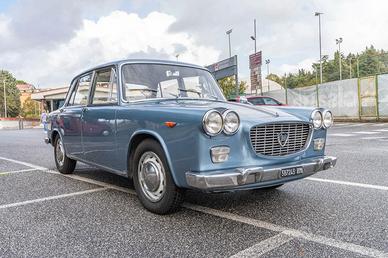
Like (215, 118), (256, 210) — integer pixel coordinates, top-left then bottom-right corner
(280, 167), (303, 178)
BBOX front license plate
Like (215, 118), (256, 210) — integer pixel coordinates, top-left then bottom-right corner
(280, 167), (304, 178)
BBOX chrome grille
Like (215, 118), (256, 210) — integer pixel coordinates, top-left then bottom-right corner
(250, 123), (311, 156)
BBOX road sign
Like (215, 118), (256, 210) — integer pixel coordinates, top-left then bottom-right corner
(206, 56), (237, 80)
(249, 51), (262, 69)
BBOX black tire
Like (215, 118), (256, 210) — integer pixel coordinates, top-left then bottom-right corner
(54, 135), (76, 174)
(133, 139), (184, 214)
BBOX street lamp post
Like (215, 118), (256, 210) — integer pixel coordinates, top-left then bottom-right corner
(250, 19), (257, 53)
(315, 12), (323, 84)
(226, 29), (232, 58)
(1, 71), (6, 118)
(265, 59), (270, 92)
(336, 37), (343, 80)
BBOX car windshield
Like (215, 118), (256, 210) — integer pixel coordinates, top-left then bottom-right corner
(121, 64), (226, 101)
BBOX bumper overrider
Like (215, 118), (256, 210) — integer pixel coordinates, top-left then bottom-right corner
(186, 156), (337, 191)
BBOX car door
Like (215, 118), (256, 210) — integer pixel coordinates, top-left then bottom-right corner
(60, 73), (92, 158)
(81, 67), (120, 169)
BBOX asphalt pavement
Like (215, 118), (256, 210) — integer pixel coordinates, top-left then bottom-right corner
(0, 123), (387, 257)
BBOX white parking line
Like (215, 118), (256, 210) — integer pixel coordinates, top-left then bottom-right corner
(230, 233), (293, 257)
(305, 177), (388, 191)
(0, 157), (47, 170)
(374, 129), (388, 132)
(353, 131), (380, 135)
(0, 168), (37, 175)
(329, 133), (356, 137)
(1, 156), (388, 257)
(0, 188), (106, 210)
(184, 203), (388, 257)
(361, 137), (387, 140)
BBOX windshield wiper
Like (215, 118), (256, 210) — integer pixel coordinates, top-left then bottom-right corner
(178, 88), (201, 97)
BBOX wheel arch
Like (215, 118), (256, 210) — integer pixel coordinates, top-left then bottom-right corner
(127, 130), (178, 185)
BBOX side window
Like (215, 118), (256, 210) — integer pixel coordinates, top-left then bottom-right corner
(91, 68), (118, 104)
(248, 98), (264, 105)
(70, 73), (92, 106)
(263, 97), (280, 105)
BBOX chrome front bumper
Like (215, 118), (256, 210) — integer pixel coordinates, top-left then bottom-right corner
(185, 156), (337, 191)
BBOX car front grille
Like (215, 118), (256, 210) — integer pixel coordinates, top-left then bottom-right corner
(250, 122), (311, 156)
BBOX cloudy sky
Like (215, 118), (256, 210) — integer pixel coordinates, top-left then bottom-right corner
(0, 0), (387, 87)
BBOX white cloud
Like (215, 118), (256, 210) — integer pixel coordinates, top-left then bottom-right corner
(0, 10), (220, 87)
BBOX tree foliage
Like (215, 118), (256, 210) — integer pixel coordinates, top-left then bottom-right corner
(21, 97), (40, 119)
(271, 45), (388, 89)
(0, 70), (21, 117)
(218, 76), (247, 99)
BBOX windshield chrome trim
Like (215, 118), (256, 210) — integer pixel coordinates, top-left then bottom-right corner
(118, 61), (224, 104)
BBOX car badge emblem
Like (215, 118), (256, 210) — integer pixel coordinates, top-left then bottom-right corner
(277, 132), (289, 147)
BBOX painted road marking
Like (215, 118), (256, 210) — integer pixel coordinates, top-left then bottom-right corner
(353, 131), (380, 135)
(306, 177), (388, 191)
(230, 233), (294, 257)
(374, 129), (388, 132)
(0, 168), (37, 175)
(0, 188), (106, 210)
(184, 203), (388, 258)
(329, 133), (356, 137)
(0, 157), (47, 170)
(2, 157), (388, 257)
(361, 137), (387, 140)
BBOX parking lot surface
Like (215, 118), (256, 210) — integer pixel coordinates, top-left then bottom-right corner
(0, 124), (387, 257)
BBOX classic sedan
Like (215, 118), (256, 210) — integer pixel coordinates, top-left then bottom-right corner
(45, 59), (337, 214)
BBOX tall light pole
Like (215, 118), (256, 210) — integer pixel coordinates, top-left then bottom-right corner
(2, 71), (7, 118)
(349, 57), (352, 79)
(336, 37), (343, 80)
(226, 29), (232, 58)
(265, 59), (270, 92)
(315, 12), (323, 84)
(175, 53), (180, 61)
(250, 19), (257, 53)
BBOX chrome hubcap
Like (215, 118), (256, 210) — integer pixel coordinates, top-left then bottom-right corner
(56, 138), (65, 166)
(138, 151), (166, 202)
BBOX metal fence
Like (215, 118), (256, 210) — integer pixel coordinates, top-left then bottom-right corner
(265, 74), (388, 120)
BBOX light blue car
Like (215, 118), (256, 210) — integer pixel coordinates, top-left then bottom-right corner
(45, 59), (337, 214)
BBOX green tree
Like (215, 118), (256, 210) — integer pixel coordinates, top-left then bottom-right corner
(218, 77), (246, 99)
(0, 70), (21, 117)
(21, 97), (40, 119)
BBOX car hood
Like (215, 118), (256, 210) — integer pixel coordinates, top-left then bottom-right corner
(134, 99), (312, 123)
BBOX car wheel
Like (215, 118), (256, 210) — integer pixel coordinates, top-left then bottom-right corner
(133, 139), (184, 214)
(54, 135), (76, 174)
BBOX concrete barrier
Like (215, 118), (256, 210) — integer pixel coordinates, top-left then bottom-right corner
(0, 118), (41, 130)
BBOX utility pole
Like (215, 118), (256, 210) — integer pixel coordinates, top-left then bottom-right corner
(357, 56), (360, 77)
(265, 59), (270, 92)
(315, 12), (323, 84)
(226, 29), (232, 58)
(2, 71), (7, 118)
(349, 58), (352, 79)
(284, 73), (288, 104)
(336, 37), (343, 80)
(250, 19), (257, 53)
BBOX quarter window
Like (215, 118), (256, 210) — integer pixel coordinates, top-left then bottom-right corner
(69, 73), (92, 106)
(91, 68), (118, 104)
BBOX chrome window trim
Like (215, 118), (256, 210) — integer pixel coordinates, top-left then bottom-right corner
(118, 61), (224, 104)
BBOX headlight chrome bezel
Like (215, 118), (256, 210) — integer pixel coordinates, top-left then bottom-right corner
(311, 110), (323, 129)
(222, 110), (240, 135)
(202, 110), (223, 136)
(322, 110), (333, 128)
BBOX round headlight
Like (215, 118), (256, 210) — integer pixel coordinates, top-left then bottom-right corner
(203, 110), (223, 136)
(223, 110), (240, 135)
(323, 110), (333, 128)
(311, 110), (323, 129)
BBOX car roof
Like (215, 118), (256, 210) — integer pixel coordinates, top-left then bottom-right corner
(247, 96), (274, 99)
(74, 59), (207, 80)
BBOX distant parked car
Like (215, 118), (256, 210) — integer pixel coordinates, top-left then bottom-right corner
(45, 59), (336, 214)
(230, 96), (285, 106)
